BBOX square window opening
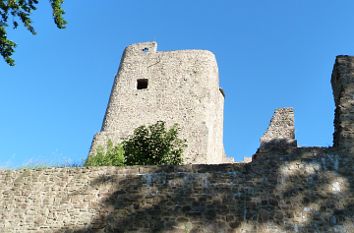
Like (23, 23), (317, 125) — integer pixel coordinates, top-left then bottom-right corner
(137, 79), (148, 90)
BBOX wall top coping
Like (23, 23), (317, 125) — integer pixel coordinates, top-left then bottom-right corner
(0, 163), (247, 175)
(124, 41), (216, 58)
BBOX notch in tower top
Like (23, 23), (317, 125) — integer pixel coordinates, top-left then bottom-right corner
(126, 41), (158, 54)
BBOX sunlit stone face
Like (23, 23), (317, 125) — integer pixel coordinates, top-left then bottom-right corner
(279, 161), (321, 177)
(328, 176), (348, 194)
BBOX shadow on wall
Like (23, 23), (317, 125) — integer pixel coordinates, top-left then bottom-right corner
(55, 147), (353, 233)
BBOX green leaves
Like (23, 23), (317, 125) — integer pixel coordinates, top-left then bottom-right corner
(50, 0), (66, 29)
(0, 0), (66, 66)
(84, 140), (125, 167)
(85, 122), (186, 167)
(0, 25), (16, 66)
(123, 121), (186, 166)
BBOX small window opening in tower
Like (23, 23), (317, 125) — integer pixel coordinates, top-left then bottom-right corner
(137, 79), (148, 90)
(142, 47), (149, 53)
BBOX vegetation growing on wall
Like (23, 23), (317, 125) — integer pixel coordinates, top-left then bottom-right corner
(84, 140), (125, 167)
(85, 121), (186, 166)
(123, 121), (186, 166)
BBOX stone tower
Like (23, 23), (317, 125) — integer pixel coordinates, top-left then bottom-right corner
(331, 55), (354, 153)
(89, 42), (227, 164)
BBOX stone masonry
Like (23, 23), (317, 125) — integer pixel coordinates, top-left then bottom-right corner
(0, 54), (354, 232)
(257, 108), (297, 154)
(331, 55), (354, 154)
(0, 148), (353, 233)
(89, 42), (226, 164)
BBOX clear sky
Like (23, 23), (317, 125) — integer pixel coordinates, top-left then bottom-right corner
(1, 1), (354, 168)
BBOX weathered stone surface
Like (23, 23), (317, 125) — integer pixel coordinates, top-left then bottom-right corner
(0, 148), (353, 233)
(331, 55), (354, 154)
(89, 42), (226, 164)
(2, 52), (354, 232)
(257, 108), (297, 154)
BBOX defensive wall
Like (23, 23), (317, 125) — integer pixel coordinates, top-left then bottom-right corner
(0, 55), (354, 232)
(0, 149), (353, 233)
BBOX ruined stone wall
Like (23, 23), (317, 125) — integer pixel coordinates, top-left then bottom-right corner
(331, 56), (354, 153)
(3, 51), (353, 232)
(258, 108), (297, 154)
(89, 42), (225, 164)
(1, 148), (353, 233)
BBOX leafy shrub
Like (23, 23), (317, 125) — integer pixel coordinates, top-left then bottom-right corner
(84, 140), (125, 166)
(123, 121), (186, 165)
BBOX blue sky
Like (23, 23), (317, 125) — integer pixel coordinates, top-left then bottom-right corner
(1, 1), (354, 167)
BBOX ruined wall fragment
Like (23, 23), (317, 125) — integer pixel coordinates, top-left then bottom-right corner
(257, 108), (297, 154)
(331, 56), (354, 154)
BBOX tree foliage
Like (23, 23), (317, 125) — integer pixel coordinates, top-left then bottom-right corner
(85, 122), (186, 167)
(123, 121), (186, 166)
(0, 0), (66, 66)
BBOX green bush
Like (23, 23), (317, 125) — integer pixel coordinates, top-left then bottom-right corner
(84, 140), (125, 167)
(123, 121), (186, 165)
(85, 122), (186, 167)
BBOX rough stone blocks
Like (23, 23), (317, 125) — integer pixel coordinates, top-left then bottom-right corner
(258, 108), (297, 154)
(331, 55), (354, 154)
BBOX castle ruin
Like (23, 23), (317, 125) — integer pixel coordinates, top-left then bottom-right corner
(255, 108), (297, 157)
(89, 42), (227, 164)
(0, 52), (354, 232)
(253, 55), (354, 158)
